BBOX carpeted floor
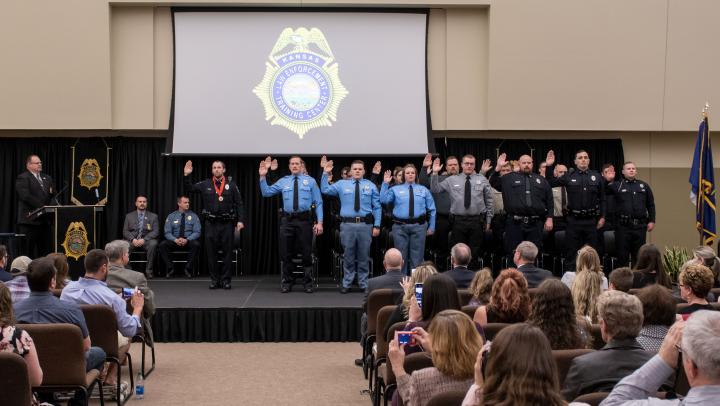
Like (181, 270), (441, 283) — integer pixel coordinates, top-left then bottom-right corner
(91, 342), (370, 405)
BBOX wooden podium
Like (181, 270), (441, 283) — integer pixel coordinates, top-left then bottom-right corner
(33, 205), (104, 278)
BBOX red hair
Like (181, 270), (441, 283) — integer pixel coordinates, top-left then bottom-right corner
(489, 268), (531, 321)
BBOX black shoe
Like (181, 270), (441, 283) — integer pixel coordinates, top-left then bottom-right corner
(209, 283), (220, 290)
(223, 282), (231, 290)
(340, 287), (349, 294)
(165, 270), (174, 279)
(305, 287), (314, 294)
(281, 286), (290, 293)
(184, 269), (193, 279)
(354, 358), (363, 367)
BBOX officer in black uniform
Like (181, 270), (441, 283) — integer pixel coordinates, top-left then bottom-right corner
(545, 150), (606, 272)
(493, 153), (554, 258)
(183, 160), (245, 290)
(606, 161), (655, 267)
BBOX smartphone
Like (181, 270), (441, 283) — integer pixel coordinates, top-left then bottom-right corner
(397, 331), (415, 346)
(414, 283), (423, 309)
(121, 287), (135, 299)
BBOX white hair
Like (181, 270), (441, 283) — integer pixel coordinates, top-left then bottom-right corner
(682, 310), (720, 380)
(104, 240), (130, 262)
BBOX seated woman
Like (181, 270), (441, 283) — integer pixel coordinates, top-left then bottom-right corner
(692, 245), (720, 288)
(571, 267), (603, 323)
(384, 263), (438, 339)
(389, 309), (483, 406)
(46, 252), (71, 291)
(0, 283), (43, 391)
(528, 279), (590, 350)
(632, 244), (672, 289)
(678, 263), (717, 320)
(467, 268), (493, 307)
(473, 268), (531, 325)
(635, 284), (676, 352)
(561, 245), (608, 290)
(462, 323), (570, 406)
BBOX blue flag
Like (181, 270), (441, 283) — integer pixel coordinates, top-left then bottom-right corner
(689, 116), (716, 245)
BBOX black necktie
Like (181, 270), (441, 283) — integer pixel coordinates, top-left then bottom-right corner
(409, 184), (415, 218)
(354, 180), (361, 212)
(179, 214), (186, 237)
(293, 176), (299, 212)
(464, 175), (471, 209)
(525, 175), (532, 206)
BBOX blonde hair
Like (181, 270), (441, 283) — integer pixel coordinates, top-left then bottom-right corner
(428, 310), (483, 380)
(576, 245), (603, 274)
(468, 268), (493, 305)
(0, 284), (14, 327)
(402, 264), (438, 317)
(572, 269), (603, 323)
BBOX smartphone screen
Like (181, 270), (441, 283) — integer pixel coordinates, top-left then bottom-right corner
(122, 287), (134, 299)
(414, 283), (423, 309)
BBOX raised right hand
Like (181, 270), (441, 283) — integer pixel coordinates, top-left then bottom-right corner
(324, 160), (334, 174)
(545, 150), (555, 166)
(183, 160), (193, 176)
(432, 158), (443, 174)
(495, 153), (507, 171)
(383, 169), (392, 184)
(422, 153), (433, 168)
(259, 160), (268, 177)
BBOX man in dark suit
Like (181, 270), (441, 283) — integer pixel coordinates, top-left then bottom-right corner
(122, 195), (159, 278)
(444, 243), (475, 288)
(514, 241), (553, 288)
(16, 154), (56, 258)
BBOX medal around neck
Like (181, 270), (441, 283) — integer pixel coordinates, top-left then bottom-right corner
(253, 27), (348, 139)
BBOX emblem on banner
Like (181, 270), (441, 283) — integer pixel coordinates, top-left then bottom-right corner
(61, 222), (90, 260)
(253, 27), (349, 139)
(77, 159), (103, 190)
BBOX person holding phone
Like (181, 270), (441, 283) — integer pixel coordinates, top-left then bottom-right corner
(104, 240), (156, 317)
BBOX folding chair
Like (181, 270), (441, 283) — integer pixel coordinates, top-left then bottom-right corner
(0, 352), (33, 406)
(482, 322), (511, 341)
(364, 289), (403, 379)
(368, 305), (398, 393)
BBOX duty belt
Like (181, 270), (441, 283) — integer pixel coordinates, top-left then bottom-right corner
(341, 214), (374, 224)
(282, 210), (312, 221)
(451, 214), (486, 224)
(569, 209), (599, 219)
(392, 215), (427, 225)
(619, 215), (648, 226)
(511, 215), (540, 224)
(202, 211), (236, 222)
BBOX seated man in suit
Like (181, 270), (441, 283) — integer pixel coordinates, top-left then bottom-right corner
(562, 290), (656, 400)
(122, 195), (159, 278)
(159, 196), (201, 278)
(444, 243), (475, 288)
(514, 241), (553, 288)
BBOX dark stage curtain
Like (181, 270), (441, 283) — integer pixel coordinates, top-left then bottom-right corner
(0, 136), (623, 276)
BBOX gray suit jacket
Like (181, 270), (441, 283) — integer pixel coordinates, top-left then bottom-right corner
(362, 270), (404, 311)
(106, 263), (156, 316)
(122, 211), (159, 241)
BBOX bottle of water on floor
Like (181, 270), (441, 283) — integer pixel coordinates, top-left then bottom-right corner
(135, 372), (144, 399)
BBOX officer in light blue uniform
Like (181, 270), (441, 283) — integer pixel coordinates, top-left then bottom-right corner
(259, 156), (324, 293)
(321, 159), (381, 293)
(159, 195), (202, 278)
(380, 164), (436, 275)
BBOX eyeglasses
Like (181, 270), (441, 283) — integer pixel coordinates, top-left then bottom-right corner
(674, 344), (683, 353)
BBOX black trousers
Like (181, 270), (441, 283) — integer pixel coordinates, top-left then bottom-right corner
(430, 214), (451, 269)
(504, 217), (543, 256)
(279, 216), (313, 287)
(450, 215), (485, 268)
(615, 223), (647, 267)
(159, 239), (201, 275)
(204, 221), (234, 284)
(565, 216), (601, 272)
(18, 223), (51, 258)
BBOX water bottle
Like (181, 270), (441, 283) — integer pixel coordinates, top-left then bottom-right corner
(135, 372), (144, 400)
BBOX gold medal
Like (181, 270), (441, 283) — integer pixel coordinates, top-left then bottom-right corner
(218, 196), (224, 202)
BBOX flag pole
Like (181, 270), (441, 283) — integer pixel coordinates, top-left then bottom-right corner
(700, 102), (710, 245)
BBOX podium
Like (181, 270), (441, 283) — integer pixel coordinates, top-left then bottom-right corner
(33, 205), (104, 279)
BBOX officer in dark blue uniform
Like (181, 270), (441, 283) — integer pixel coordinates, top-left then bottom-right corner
(607, 161), (656, 267)
(545, 150), (606, 271)
(159, 195), (201, 278)
(260, 156), (324, 293)
(183, 160), (246, 290)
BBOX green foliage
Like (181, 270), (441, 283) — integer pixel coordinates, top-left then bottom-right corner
(663, 246), (690, 282)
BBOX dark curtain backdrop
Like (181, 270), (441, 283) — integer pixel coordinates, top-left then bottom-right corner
(0, 137), (623, 276)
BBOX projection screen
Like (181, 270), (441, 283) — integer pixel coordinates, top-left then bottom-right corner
(171, 10), (430, 155)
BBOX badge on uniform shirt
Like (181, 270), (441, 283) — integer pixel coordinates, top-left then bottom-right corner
(536, 178), (541, 184)
(363, 186), (371, 192)
(640, 184), (645, 189)
(225, 184), (230, 190)
(302, 179), (309, 186)
(187, 215), (192, 221)
(591, 175), (596, 181)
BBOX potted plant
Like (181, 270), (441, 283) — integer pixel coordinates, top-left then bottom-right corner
(662, 246), (690, 283)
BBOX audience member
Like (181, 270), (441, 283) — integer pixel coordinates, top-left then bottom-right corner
(602, 312), (720, 405)
(632, 244), (671, 289)
(635, 284), (676, 352)
(104, 240), (157, 316)
(13, 258), (106, 372)
(677, 263), (716, 319)
(462, 324), (568, 406)
(473, 268), (531, 325)
(467, 268), (493, 307)
(46, 252), (70, 290)
(389, 309), (482, 406)
(528, 279), (589, 350)
(385, 263), (438, 339)
(444, 243), (475, 288)
(561, 245), (608, 290)
(692, 245), (720, 287)
(608, 267), (634, 292)
(572, 267), (604, 323)
(513, 241), (553, 288)
(5, 256), (32, 303)
(0, 283), (43, 388)
(0, 245), (11, 282)
(562, 290), (653, 400)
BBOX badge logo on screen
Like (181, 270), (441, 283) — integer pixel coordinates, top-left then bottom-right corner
(253, 27), (349, 139)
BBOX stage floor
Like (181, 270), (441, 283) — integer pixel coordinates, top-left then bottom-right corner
(149, 277), (365, 309)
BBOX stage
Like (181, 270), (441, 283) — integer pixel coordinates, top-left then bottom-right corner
(149, 277), (365, 343)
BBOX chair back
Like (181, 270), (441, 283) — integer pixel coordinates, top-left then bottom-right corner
(553, 348), (595, 384)
(367, 289), (402, 334)
(589, 324), (605, 350)
(80, 304), (120, 358)
(403, 352), (434, 375)
(374, 305), (398, 359)
(483, 323), (511, 341)
(554, 231), (566, 252)
(18, 323), (87, 386)
(457, 290), (473, 306)
(0, 352), (32, 406)
(461, 305), (477, 320)
(573, 392), (609, 406)
(628, 288), (639, 295)
(427, 389), (467, 406)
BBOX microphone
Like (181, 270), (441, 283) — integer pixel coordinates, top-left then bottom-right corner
(51, 181), (69, 206)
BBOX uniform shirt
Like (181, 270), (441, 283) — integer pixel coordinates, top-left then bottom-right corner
(61, 277), (141, 338)
(547, 167), (606, 216)
(184, 176), (246, 222)
(430, 173), (494, 222)
(418, 169), (451, 215)
(13, 291), (90, 339)
(379, 182), (437, 231)
(320, 173), (381, 227)
(164, 210), (201, 241)
(260, 174), (324, 222)
(607, 178), (656, 222)
(496, 172), (553, 218)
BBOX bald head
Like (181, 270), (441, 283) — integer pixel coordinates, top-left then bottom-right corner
(554, 164), (568, 178)
(383, 248), (403, 271)
(451, 243), (472, 267)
